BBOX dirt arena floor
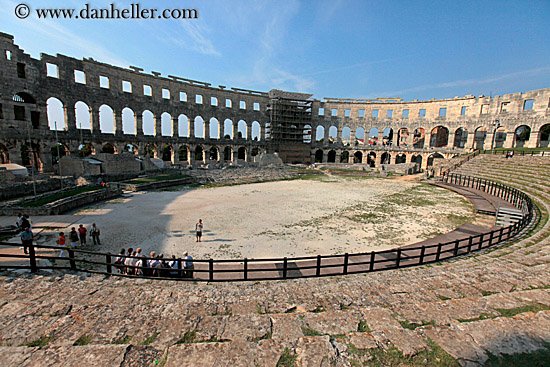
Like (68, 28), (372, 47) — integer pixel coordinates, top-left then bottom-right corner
(17, 175), (473, 260)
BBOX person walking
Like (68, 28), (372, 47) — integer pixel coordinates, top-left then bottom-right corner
(78, 224), (87, 246)
(20, 226), (33, 255)
(69, 227), (79, 248)
(15, 213), (24, 230)
(57, 232), (68, 257)
(89, 223), (101, 246)
(195, 219), (203, 242)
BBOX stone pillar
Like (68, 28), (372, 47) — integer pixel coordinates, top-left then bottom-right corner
(527, 130), (539, 148)
(322, 151), (328, 163)
(172, 117), (179, 137)
(425, 132), (433, 148)
(324, 126), (330, 144)
(487, 132), (497, 150)
(232, 149), (239, 163)
(154, 114), (161, 137)
(188, 146), (195, 165)
(231, 123), (237, 140)
(115, 112), (123, 135)
(189, 119), (195, 138)
(421, 154), (429, 171)
(204, 120), (210, 140)
(503, 132), (513, 148)
(378, 131), (384, 146)
(246, 123), (251, 140)
(136, 114), (143, 136)
(445, 130), (452, 148)
(65, 104), (76, 132)
(91, 108), (100, 133)
(260, 124), (265, 141)
(465, 129), (475, 150)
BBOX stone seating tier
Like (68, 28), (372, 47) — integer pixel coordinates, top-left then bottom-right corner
(0, 154), (549, 366)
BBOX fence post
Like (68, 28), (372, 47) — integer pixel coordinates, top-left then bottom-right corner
(343, 253), (349, 275)
(283, 257), (288, 279)
(209, 259), (214, 282)
(419, 246), (425, 265)
(488, 231), (494, 247)
(106, 254), (112, 274)
(177, 258), (183, 278)
(243, 258), (248, 281)
(395, 249), (401, 268)
(68, 249), (76, 270)
(369, 251), (375, 271)
(435, 243), (442, 261)
(498, 228), (504, 243)
(28, 243), (37, 273)
(453, 240), (460, 256)
(478, 234), (484, 250)
(316, 255), (321, 276)
(467, 237), (473, 253)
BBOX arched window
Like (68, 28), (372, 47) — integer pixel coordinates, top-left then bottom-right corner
(99, 105), (115, 134)
(122, 108), (135, 134)
(47, 97), (65, 130)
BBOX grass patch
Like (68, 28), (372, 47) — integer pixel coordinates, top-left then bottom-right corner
(457, 313), (495, 323)
(25, 335), (56, 347)
(126, 174), (190, 184)
(176, 331), (196, 344)
(301, 325), (323, 337)
(251, 332), (272, 342)
(494, 303), (550, 318)
(485, 343), (550, 367)
(358, 320), (371, 332)
(73, 334), (92, 346)
(437, 295), (451, 301)
(112, 335), (133, 344)
(311, 305), (326, 313)
(140, 332), (159, 346)
(277, 347), (297, 367)
(398, 319), (436, 330)
(347, 338), (459, 366)
(480, 289), (498, 297)
(21, 185), (101, 207)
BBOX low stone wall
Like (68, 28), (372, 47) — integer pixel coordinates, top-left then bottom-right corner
(0, 177), (75, 201)
(0, 187), (122, 216)
(380, 162), (420, 175)
(118, 177), (196, 192)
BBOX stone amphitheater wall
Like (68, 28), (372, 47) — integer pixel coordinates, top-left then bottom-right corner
(1, 31), (549, 173)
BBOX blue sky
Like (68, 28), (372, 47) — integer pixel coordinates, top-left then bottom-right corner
(2, 0), (550, 101)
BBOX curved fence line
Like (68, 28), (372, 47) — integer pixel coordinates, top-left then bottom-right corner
(0, 172), (534, 281)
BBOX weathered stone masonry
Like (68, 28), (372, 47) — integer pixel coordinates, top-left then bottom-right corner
(1, 31), (549, 172)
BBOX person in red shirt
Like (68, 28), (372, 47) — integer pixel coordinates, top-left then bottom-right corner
(78, 224), (87, 246)
(57, 232), (68, 257)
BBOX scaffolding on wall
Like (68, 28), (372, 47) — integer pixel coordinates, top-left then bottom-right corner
(266, 89), (313, 164)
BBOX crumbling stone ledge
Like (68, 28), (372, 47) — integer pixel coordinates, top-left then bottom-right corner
(0, 187), (122, 216)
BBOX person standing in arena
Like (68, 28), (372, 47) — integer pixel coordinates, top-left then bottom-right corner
(195, 219), (203, 242)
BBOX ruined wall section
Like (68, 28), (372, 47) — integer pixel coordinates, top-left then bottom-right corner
(310, 88), (550, 151)
(0, 32), (271, 171)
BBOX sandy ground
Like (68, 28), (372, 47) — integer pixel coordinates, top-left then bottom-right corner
(0, 176), (474, 260)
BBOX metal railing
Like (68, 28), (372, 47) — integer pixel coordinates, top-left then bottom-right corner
(0, 173), (533, 282)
